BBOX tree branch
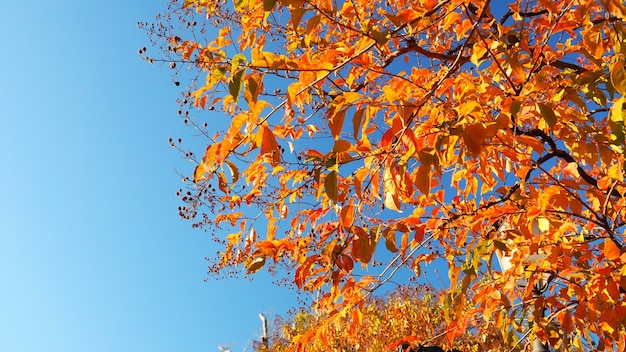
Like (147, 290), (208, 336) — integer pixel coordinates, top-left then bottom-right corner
(383, 40), (469, 67)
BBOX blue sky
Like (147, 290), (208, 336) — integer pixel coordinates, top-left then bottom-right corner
(0, 1), (297, 351)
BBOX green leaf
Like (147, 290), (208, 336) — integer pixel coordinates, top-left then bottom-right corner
(206, 67), (227, 89)
(263, 0), (277, 12)
(538, 103), (557, 128)
(229, 68), (246, 102)
(231, 53), (247, 70)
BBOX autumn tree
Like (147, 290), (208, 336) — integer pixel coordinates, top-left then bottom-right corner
(141, 0), (626, 350)
(251, 284), (507, 352)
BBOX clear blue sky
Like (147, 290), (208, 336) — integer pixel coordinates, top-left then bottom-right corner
(0, 1), (297, 351)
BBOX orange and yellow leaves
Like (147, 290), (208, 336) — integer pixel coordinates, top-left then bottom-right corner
(250, 49), (288, 69)
(148, 0), (626, 349)
(194, 143), (224, 183)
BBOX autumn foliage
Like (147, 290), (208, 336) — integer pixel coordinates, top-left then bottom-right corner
(141, 0), (626, 350)
(253, 285), (506, 352)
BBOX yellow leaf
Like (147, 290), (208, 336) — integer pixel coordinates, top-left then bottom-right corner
(608, 163), (623, 181)
(193, 163), (206, 184)
(536, 217), (550, 232)
(383, 168), (402, 212)
(383, 227), (398, 253)
(563, 162), (580, 178)
(246, 256), (266, 274)
(471, 41), (488, 66)
(611, 60), (626, 95)
(225, 160), (240, 185)
(610, 97), (625, 145)
(217, 171), (229, 193)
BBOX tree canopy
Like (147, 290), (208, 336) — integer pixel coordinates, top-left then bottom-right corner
(141, 0), (626, 350)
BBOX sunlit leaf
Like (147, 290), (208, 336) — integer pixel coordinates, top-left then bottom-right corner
(352, 226), (373, 264)
(538, 103), (557, 128)
(246, 256), (266, 274)
(340, 204), (355, 229)
(611, 60), (626, 95)
(604, 238), (621, 261)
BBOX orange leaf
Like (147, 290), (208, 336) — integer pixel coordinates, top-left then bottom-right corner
(340, 204), (355, 230)
(352, 226), (373, 264)
(414, 164), (431, 195)
(463, 123), (486, 157)
(260, 124), (281, 166)
(328, 108), (346, 140)
(336, 254), (354, 271)
(604, 238), (621, 261)
(324, 171), (338, 203)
